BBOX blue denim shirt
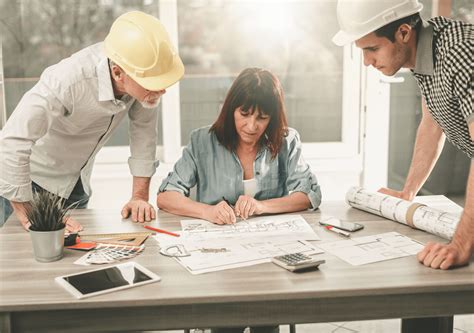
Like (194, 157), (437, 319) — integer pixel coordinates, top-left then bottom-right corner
(159, 126), (322, 209)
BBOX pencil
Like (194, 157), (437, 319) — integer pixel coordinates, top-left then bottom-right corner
(144, 225), (180, 237)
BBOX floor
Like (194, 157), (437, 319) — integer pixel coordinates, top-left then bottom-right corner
(153, 316), (474, 332)
(88, 169), (472, 333)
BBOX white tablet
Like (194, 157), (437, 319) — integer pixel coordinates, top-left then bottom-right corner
(55, 262), (160, 299)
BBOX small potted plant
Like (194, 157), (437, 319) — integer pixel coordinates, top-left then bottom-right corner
(26, 191), (74, 262)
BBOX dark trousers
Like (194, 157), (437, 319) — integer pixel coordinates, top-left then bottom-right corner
(211, 326), (279, 333)
(0, 179), (89, 227)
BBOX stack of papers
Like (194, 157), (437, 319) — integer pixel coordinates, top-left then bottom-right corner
(155, 215), (323, 274)
(154, 215), (428, 273)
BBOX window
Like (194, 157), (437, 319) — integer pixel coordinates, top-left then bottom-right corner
(177, 0), (361, 159)
(0, 0), (162, 145)
(0, 43), (5, 129)
(2, 0), (361, 164)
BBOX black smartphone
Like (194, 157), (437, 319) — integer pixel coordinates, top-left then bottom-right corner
(319, 218), (364, 232)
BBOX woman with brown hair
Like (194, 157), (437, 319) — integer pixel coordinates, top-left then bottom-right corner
(157, 67), (321, 226)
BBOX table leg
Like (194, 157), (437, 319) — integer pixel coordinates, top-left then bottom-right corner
(289, 324), (296, 333)
(402, 316), (453, 333)
(0, 312), (12, 333)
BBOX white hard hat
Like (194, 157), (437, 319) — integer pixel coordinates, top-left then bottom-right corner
(332, 0), (423, 46)
(104, 11), (184, 91)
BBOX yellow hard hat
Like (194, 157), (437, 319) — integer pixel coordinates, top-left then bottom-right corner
(104, 11), (184, 91)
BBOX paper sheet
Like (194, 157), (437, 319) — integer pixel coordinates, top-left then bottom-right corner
(154, 214), (323, 274)
(155, 234), (323, 274)
(180, 214), (320, 241)
(346, 187), (461, 240)
(319, 232), (424, 265)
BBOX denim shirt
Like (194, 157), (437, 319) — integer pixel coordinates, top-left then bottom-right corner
(159, 126), (322, 209)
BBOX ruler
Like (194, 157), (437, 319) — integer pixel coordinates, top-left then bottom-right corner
(79, 232), (152, 246)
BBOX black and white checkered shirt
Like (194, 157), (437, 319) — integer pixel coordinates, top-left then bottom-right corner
(412, 17), (473, 158)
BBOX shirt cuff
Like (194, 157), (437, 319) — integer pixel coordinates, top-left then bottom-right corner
(0, 180), (33, 202)
(128, 158), (159, 177)
(158, 176), (190, 196)
(291, 183), (322, 211)
(306, 185), (322, 211)
(158, 184), (186, 196)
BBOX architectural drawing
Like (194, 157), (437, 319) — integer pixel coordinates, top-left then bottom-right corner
(319, 232), (424, 265)
(345, 187), (460, 240)
(154, 234), (323, 274)
(153, 214), (322, 274)
(180, 214), (319, 241)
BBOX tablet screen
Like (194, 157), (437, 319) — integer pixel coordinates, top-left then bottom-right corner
(61, 263), (153, 295)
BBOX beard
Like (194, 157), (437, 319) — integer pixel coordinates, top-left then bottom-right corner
(140, 95), (161, 109)
(140, 99), (160, 109)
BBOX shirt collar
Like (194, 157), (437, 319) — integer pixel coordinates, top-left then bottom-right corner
(96, 57), (116, 102)
(414, 19), (435, 75)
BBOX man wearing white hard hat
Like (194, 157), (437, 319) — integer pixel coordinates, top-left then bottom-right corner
(0, 11), (184, 231)
(333, 0), (473, 270)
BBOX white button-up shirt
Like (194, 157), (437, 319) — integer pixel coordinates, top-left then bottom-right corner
(0, 43), (159, 202)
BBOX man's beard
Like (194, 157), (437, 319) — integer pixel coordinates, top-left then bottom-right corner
(140, 96), (161, 109)
(140, 99), (160, 109)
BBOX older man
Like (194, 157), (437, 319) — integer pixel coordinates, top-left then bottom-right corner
(0, 11), (184, 231)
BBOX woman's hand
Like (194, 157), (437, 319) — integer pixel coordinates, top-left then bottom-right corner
(204, 200), (237, 225)
(235, 195), (264, 219)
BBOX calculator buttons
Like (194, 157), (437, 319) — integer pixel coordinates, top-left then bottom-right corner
(271, 253), (325, 272)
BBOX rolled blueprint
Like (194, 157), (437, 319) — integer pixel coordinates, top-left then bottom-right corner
(345, 187), (461, 240)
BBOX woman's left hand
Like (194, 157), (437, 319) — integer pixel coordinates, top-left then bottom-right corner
(234, 195), (264, 219)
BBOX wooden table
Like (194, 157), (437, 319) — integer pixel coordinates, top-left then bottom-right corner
(1, 197), (473, 333)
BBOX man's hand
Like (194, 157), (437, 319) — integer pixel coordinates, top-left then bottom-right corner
(378, 187), (413, 201)
(121, 198), (156, 223)
(417, 241), (471, 270)
(203, 200), (236, 225)
(19, 218), (31, 231)
(11, 200), (83, 232)
(235, 195), (264, 220)
(64, 217), (83, 233)
(10, 201), (31, 231)
(19, 217), (82, 232)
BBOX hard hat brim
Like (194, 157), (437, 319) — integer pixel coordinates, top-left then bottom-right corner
(129, 59), (185, 91)
(332, 30), (365, 46)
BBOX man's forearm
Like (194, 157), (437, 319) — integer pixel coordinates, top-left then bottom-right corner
(131, 176), (151, 201)
(403, 100), (445, 199)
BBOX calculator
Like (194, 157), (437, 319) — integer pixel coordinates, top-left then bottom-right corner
(271, 253), (325, 272)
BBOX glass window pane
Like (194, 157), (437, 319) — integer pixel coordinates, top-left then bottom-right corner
(0, 43), (5, 129)
(177, 0), (343, 144)
(1, 0), (162, 146)
(451, 0), (473, 21)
